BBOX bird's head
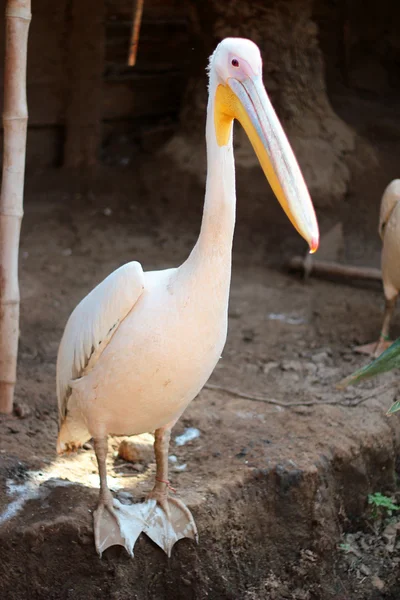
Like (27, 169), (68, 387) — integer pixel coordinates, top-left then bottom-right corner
(208, 38), (319, 254)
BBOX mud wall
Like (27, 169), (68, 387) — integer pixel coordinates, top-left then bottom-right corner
(0, 0), (192, 167)
(0, 0), (398, 215)
(172, 0), (355, 210)
(315, 0), (400, 98)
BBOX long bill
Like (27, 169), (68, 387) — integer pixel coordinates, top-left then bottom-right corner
(214, 76), (319, 253)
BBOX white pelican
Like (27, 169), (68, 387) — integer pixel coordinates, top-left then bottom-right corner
(356, 179), (400, 357)
(56, 38), (319, 557)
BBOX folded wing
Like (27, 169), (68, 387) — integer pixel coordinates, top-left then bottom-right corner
(56, 261), (145, 422)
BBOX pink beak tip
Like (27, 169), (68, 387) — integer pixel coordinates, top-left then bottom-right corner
(309, 235), (319, 254)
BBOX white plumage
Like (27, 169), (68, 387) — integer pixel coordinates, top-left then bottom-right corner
(56, 261), (144, 426)
(56, 37), (318, 558)
(356, 179), (400, 357)
(380, 179), (400, 300)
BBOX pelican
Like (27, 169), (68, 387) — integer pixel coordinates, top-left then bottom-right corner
(56, 38), (319, 558)
(356, 179), (400, 357)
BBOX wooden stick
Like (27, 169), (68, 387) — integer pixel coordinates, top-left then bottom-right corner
(128, 0), (144, 67)
(204, 382), (391, 409)
(287, 256), (382, 282)
(0, 0), (31, 414)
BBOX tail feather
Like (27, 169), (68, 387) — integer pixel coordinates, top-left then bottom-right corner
(57, 417), (90, 454)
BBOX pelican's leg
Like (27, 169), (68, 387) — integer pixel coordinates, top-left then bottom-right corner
(93, 437), (122, 555)
(373, 295), (397, 357)
(355, 295), (397, 357)
(93, 437), (145, 557)
(148, 426), (175, 509)
(142, 425), (198, 556)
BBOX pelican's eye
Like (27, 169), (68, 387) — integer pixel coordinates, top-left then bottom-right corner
(231, 58), (239, 68)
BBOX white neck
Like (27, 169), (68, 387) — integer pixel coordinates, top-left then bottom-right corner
(191, 73), (237, 262)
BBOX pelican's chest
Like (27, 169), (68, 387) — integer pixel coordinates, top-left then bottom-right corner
(98, 267), (230, 396)
(73, 260), (232, 435)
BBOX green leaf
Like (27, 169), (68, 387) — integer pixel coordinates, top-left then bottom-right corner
(387, 400), (400, 415)
(368, 492), (400, 512)
(337, 337), (400, 389)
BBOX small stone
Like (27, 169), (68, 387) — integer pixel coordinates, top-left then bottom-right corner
(281, 360), (303, 372)
(263, 361), (279, 375)
(118, 433), (154, 464)
(359, 564), (371, 576)
(317, 366), (338, 379)
(371, 576), (385, 591)
(175, 427), (200, 446)
(383, 521), (399, 552)
(341, 353), (354, 362)
(303, 362), (317, 376)
(236, 448), (248, 458)
(14, 402), (31, 419)
(312, 351), (329, 363)
(173, 463), (187, 472)
(131, 463), (144, 472)
(301, 549), (317, 562)
(116, 491), (134, 505)
(115, 462), (144, 473)
(82, 442), (92, 450)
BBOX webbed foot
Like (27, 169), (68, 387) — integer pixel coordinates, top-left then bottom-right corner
(93, 493), (147, 557)
(142, 496), (198, 557)
(354, 339), (394, 358)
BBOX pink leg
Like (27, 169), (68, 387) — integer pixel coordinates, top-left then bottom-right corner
(92, 437), (146, 557)
(143, 424), (198, 556)
(93, 437), (122, 555)
(355, 295), (397, 357)
(148, 426), (174, 509)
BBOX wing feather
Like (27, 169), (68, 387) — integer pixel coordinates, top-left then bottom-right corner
(379, 179), (400, 239)
(56, 261), (145, 421)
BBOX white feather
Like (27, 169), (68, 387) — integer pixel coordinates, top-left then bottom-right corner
(379, 179), (400, 239)
(56, 261), (144, 420)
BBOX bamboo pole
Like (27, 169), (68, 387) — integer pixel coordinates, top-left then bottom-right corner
(0, 0), (31, 414)
(127, 0), (144, 66)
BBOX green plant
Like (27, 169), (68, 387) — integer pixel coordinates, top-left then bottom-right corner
(337, 337), (400, 415)
(368, 492), (400, 518)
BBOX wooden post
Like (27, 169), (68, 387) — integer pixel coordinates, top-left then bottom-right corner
(63, 0), (105, 168)
(287, 256), (382, 282)
(127, 0), (144, 67)
(0, 0), (31, 413)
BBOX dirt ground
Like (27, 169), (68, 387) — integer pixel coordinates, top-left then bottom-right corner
(0, 151), (400, 600)
(0, 0), (399, 595)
